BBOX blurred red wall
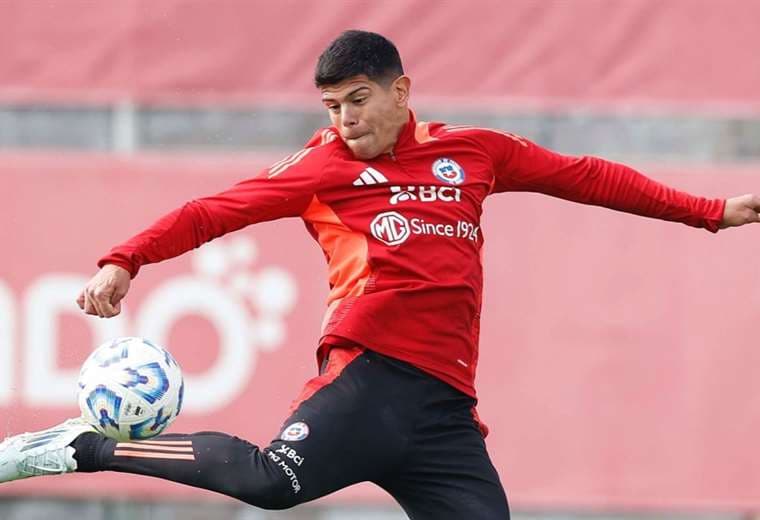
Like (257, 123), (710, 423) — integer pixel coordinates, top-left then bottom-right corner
(0, 0), (758, 112)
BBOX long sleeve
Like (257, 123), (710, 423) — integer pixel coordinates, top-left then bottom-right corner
(98, 147), (327, 277)
(482, 130), (725, 232)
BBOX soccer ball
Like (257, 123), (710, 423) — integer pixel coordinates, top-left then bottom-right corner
(77, 337), (184, 442)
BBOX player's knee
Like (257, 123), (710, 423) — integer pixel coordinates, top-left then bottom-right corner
(240, 470), (304, 510)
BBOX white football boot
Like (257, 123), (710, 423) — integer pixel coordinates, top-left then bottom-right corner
(0, 418), (96, 483)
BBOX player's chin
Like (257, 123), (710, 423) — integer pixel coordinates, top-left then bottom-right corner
(346, 139), (381, 160)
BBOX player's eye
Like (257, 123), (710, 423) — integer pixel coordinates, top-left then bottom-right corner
(353, 97), (366, 105)
(327, 105), (340, 113)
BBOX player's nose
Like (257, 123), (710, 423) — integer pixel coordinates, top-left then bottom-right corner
(340, 105), (359, 127)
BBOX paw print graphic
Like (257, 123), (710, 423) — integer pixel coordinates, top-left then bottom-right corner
(191, 236), (297, 352)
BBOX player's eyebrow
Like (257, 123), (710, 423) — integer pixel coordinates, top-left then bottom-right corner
(322, 86), (370, 104)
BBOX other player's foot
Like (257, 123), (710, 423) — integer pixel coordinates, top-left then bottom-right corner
(0, 418), (96, 483)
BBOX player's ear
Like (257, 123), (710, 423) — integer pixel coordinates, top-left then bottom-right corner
(391, 75), (411, 107)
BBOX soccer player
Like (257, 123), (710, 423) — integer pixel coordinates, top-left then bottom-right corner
(1, 30), (758, 519)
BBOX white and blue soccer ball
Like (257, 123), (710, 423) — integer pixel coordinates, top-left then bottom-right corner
(77, 337), (184, 442)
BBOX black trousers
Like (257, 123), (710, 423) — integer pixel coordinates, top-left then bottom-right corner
(74, 346), (510, 519)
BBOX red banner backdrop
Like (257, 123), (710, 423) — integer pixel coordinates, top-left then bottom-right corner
(0, 0), (758, 112)
(1, 153), (759, 510)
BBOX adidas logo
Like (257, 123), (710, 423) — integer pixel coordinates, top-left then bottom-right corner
(353, 167), (388, 186)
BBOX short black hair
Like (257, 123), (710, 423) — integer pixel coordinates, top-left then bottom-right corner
(314, 30), (404, 88)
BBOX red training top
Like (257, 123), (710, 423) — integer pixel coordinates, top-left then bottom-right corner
(99, 111), (725, 399)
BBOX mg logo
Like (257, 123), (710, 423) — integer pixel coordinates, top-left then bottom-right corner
(370, 211), (410, 246)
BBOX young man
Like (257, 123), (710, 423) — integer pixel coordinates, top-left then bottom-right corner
(1, 30), (758, 519)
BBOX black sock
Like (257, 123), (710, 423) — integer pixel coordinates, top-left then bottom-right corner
(71, 432), (114, 472)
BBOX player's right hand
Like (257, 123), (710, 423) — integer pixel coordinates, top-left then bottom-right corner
(76, 264), (131, 318)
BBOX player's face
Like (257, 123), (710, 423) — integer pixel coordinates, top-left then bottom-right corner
(320, 75), (410, 160)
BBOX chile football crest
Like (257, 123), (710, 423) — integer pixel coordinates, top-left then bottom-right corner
(432, 158), (465, 185)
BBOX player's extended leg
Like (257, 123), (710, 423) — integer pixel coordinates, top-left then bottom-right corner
(71, 344), (414, 510)
(1, 345), (411, 511)
(73, 430), (309, 510)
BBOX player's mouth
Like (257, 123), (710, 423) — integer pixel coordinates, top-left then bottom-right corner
(344, 132), (370, 143)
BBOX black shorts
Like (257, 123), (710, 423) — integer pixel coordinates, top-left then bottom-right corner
(272, 345), (510, 519)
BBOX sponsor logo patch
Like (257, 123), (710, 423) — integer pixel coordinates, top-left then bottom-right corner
(389, 185), (462, 205)
(370, 211), (480, 245)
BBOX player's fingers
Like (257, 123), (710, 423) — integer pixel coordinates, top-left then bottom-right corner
(748, 194), (760, 220)
(740, 203), (760, 224)
(107, 288), (125, 317)
(737, 194), (760, 216)
(98, 279), (125, 318)
(92, 285), (117, 318)
(98, 299), (118, 318)
(87, 285), (108, 318)
(83, 291), (100, 317)
(111, 283), (128, 308)
(76, 291), (85, 310)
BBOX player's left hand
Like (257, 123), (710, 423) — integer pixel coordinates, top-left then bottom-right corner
(720, 194), (760, 229)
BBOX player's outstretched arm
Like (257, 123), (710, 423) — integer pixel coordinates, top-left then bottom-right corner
(76, 145), (325, 319)
(486, 133), (729, 232)
(720, 194), (760, 229)
(76, 264), (131, 318)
